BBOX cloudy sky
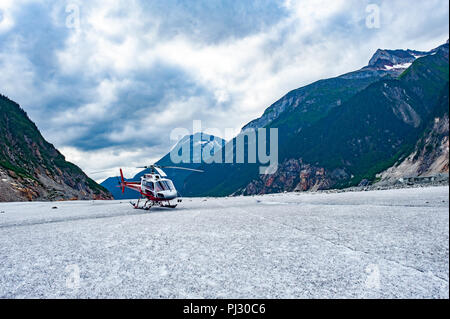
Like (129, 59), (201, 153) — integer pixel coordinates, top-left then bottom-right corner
(0, 0), (448, 181)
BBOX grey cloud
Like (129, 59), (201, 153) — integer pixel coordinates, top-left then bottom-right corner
(48, 62), (218, 151)
(0, 2), (68, 76)
(141, 0), (288, 44)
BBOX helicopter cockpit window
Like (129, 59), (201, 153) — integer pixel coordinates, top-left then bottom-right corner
(143, 181), (154, 190)
(166, 180), (175, 190)
(155, 180), (174, 191)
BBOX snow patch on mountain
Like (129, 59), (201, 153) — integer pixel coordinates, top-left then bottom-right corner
(384, 62), (412, 70)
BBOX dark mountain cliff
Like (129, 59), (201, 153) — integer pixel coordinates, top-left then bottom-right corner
(377, 83), (449, 183)
(0, 95), (112, 202)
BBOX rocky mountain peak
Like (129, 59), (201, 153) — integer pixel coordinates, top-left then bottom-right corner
(367, 48), (424, 70)
(367, 41), (449, 71)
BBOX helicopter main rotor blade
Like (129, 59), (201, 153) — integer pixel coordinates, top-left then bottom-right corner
(89, 169), (113, 175)
(160, 166), (204, 173)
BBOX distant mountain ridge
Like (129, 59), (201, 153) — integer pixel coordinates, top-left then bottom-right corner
(367, 49), (426, 69)
(0, 95), (112, 202)
(243, 43), (446, 132)
(366, 41), (449, 71)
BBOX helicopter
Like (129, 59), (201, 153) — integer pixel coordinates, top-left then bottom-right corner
(118, 164), (203, 210)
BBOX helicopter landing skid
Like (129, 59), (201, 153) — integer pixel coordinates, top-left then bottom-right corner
(129, 199), (177, 210)
(130, 198), (153, 210)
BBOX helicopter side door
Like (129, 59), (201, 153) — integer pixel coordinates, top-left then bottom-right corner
(142, 180), (155, 197)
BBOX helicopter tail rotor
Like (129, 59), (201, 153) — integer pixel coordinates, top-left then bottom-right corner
(119, 168), (125, 193)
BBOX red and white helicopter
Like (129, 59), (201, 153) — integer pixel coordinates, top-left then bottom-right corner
(118, 164), (203, 210)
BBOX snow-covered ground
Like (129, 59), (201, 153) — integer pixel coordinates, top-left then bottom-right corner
(0, 186), (448, 299)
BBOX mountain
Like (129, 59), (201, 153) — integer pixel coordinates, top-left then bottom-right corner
(0, 95), (112, 202)
(366, 49), (427, 70)
(182, 41), (449, 196)
(242, 45), (437, 134)
(376, 82), (449, 183)
(101, 133), (225, 199)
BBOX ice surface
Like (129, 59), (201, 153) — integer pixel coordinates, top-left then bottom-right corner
(0, 186), (448, 298)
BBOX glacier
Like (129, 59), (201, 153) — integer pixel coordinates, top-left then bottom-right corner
(0, 186), (448, 298)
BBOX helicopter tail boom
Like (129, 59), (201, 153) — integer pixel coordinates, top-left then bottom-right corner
(118, 168), (141, 194)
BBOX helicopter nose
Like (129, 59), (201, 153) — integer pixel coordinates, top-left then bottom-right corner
(157, 191), (177, 200)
